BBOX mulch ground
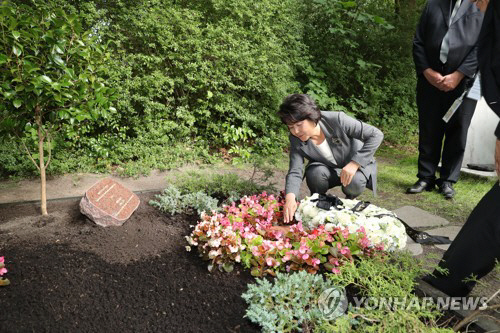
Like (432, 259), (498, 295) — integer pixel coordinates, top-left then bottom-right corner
(0, 193), (260, 333)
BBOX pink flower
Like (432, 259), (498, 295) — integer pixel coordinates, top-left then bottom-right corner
(332, 268), (340, 274)
(360, 237), (371, 248)
(330, 258), (340, 266)
(340, 246), (350, 255)
(312, 258), (320, 266)
(302, 253), (309, 260)
(282, 254), (291, 262)
(266, 257), (274, 266)
(0, 257), (4, 263)
(357, 226), (366, 234)
(0, 267), (7, 276)
(342, 229), (349, 239)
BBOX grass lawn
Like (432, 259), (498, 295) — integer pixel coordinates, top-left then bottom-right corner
(357, 145), (498, 225)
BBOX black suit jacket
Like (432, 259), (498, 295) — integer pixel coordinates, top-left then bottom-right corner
(413, 0), (484, 77)
(478, 0), (500, 138)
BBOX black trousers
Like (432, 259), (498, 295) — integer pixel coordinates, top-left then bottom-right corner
(305, 163), (368, 198)
(416, 76), (477, 183)
(425, 183), (500, 296)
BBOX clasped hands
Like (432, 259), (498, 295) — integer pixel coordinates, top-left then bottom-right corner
(423, 68), (464, 92)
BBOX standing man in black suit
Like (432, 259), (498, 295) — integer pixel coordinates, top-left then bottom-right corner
(408, 0), (485, 198)
(424, 0), (500, 297)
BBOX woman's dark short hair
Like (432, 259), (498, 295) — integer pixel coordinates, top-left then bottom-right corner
(278, 94), (321, 125)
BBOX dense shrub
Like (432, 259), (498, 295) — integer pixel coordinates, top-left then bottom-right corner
(0, 0), (424, 177)
(65, 0), (308, 159)
(301, 0), (423, 143)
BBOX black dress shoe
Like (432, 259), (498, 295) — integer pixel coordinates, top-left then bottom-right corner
(406, 180), (435, 194)
(439, 181), (455, 199)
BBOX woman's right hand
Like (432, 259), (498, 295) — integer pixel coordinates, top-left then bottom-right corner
(284, 193), (297, 223)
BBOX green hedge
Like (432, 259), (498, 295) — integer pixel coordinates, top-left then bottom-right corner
(0, 0), (422, 177)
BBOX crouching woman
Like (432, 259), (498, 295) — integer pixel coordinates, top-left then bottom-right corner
(279, 94), (384, 222)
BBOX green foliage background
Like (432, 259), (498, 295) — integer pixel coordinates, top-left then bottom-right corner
(0, 0), (423, 177)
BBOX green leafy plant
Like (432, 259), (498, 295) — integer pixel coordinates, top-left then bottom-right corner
(301, 0), (420, 143)
(171, 171), (276, 203)
(149, 185), (219, 216)
(0, 0), (426, 178)
(61, 0), (308, 164)
(0, 1), (115, 214)
(242, 270), (343, 333)
(317, 253), (453, 332)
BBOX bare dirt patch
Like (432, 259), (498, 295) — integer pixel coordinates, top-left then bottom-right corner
(0, 193), (259, 332)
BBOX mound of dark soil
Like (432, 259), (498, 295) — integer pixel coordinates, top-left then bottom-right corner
(0, 194), (259, 333)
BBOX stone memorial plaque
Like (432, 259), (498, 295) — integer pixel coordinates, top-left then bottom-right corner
(80, 178), (140, 227)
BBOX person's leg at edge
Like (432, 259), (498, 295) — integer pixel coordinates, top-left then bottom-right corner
(410, 78), (446, 192)
(439, 97), (477, 197)
(424, 184), (500, 296)
(416, 78), (447, 182)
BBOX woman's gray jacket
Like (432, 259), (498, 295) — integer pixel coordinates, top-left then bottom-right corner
(285, 111), (384, 199)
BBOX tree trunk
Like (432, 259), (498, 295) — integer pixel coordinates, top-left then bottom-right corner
(36, 107), (48, 216)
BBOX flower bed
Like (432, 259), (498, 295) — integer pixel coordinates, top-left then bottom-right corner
(186, 192), (398, 276)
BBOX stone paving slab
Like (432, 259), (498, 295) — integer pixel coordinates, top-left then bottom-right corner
(425, 226), (462, 251)
(461, 167), (497, 178)
(402, 236), (423, 256)
(393, 206), (450, 228)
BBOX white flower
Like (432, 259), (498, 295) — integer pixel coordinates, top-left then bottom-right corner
(336, 211), (352, 225)
(185, 246), (192, 252)
(294, 211), (303, 222)
(398, 234), (408, 249)
(208, 249), (220, 259)
(324, 223), (335, 232)
(185, 236), (198, 246)
(347, 223), (358, 234)
(303, 205), (319, 218)
(296, 195), (408, 251)
(208, 238), (221, 248)
(311, 214), (323, 225)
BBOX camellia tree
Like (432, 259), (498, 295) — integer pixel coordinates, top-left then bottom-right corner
(0, 2), (116, 215)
